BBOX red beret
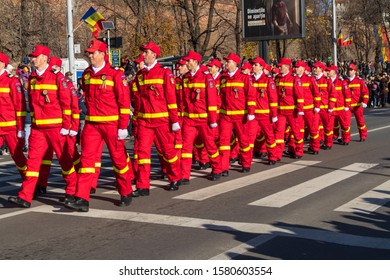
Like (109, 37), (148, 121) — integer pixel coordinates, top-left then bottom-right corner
(49, 56), (62, 67)
(294, 60), (306, 68)
(0, 52), (9, 66)
(184, 51), (202, 63)
(85, 40), (107, 53)
(223, 52), (241, 65)
(277, 57), (292, 67)
(29, 45), (51, 57)
(207, 58), (222, 68)
(140, 41), (161, 57)
(348, 63), (357, 71)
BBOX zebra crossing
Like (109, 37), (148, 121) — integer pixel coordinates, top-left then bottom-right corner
(1, 155), (389, 216)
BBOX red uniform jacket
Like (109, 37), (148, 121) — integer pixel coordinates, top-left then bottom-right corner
(347, 76), (369, 108)
(212, 72), (222, 114)
(219, 69), (256, 122)
(275, 72), (304, 115)
(28, 68), (71, 129)
(82, 63), (130, 130)
(252, 72), (278, 119)
(175, 76), (184, 118)
(332, 77), (351, 113)
(182, 69), (218, 125)
(300, 74), (320, 112)
(130, 79), (140, 123)
(0, 71), (26, 133)
(315, 74), (336, 110)
(135, 63), (178, 128)
(67, 80), (80, 132)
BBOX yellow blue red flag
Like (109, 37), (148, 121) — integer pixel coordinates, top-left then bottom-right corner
(80, 7), (105, 39)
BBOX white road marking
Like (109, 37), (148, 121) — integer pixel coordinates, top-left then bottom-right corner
(334, 179), (390, 213)
(249, 163), (378, 207)
(173, 161), (321, 201)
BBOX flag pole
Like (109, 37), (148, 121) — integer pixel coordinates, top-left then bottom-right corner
(66, 0), (76, 84)
(73, 21), (84, 33)
(332, 0), (338, 66)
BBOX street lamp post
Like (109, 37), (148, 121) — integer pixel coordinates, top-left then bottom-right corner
(332, 0), (338, 66)
(66, 0), (75, 84)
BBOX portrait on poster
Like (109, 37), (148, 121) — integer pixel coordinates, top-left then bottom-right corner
(243, 0), (305, 41)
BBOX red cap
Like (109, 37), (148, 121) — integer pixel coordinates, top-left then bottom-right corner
(50, 56), (62, 67)
(294, 60), (306, 68)
(305, 65), (312, 72)
(313, 61), (326, 70)
(85, 40), (107, 53)
(134, 54), (144, 64)
(140, 41), (161, 57)
(263, 64), (272, 72)
(348, 63), (357, 71)
(207, 58), (222, 68)
(241, 61), (252, 71)
(326, 64), (338, 72)
(277, 57), (292, 67)
(251, 56), (266, 66)
(184, 51), (202, 63)
(200, 64), (209, 73)
(272, 67), (280, 74)
(223, 52), (241, 64)
(29, 45), (51, 57)
(177, 57), (187, 66)
(0, 52), (9, 66)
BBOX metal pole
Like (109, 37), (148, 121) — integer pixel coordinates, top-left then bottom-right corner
(332, 0), (338, 66)
(259, 41), (270, 64)
(107, 29), (111, 64)
(66, 0), (76, 84)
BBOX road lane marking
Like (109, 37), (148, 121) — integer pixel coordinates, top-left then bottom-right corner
(249, 163), (378, 207)
(334, 179), (390, 213)
(173, 161), (321, 201)
(31, 205), (390, 252)
(351, 124), (390, 137)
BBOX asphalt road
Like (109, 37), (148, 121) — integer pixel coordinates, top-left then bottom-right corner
(0, 107), (389, 260)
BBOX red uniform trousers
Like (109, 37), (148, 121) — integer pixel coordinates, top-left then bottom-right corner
(351, 106), (367, 140)
(319, 109), (335, 147)
(89, 140), (104, 191)
(274, 114), (304, 158)
(75, 123), (133, 201)
(230, 135), (240, 160)
(333, 118), (340, 139)
(37, 135), (80, 188)
(18, 127), (76, 203)
(303, 111), (320, 151)
(334, 110), (351, 143)
(248, 117), (278, 161)
(181, 122), (221, 179)
(0, 131), (27, 178)
(254, 131), (268, 154)
(136, 124), (181, 189)
(132, 118), (139, 177)
(219, 118), (253, 170)
(193, 135), (210, 165)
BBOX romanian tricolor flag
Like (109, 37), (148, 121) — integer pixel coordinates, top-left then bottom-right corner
(378, 25), (390, 62)
(343, 34), (353, 46)
(80, 7), (105, 39)
(337, 31), (344, 46)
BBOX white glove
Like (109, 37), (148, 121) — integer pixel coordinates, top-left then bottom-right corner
(271, 116), (278, 123)
(344, 107), (349, 112)
(172, 122), (181, 132)
(210, 122), (218, 128)
(17, 130), (25, 139)
(69, 130), (78, 137)
(328, 109), (333, 113)
(60, 128), (69, 136)
(314, 108), (320, 113)
(118, 129), (128, 140)
(362, 103), (367, 108)
(247, 114), (255, 121)
(298, 111), (304, 116)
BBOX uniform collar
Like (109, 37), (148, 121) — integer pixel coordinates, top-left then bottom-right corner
(35, 64), (49, 76)
(228, 67), (238, 77)
(315, 73), (323, 80)
(145, 60), (158, 71)
(92, 61), (106, 74)
(348, 75), (355, 81)
(190, 65), (200, 77)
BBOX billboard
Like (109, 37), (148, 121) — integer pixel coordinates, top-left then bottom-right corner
(242, 0), (305, 41)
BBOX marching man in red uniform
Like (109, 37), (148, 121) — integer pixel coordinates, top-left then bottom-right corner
(346, 63), (369, 141)
(219, 52), (256, 175)
(180, 51), (222, 184)
(133, 42), (182, 196)
(65, 40), (133, 212)
(326, 64), (352, 145)
(0, 52), (27, 179)
(8, 45), (77, 208)
(274, 58), (304, 160)
(313, 61), (336, 150)
(249, 56), (279, 165)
